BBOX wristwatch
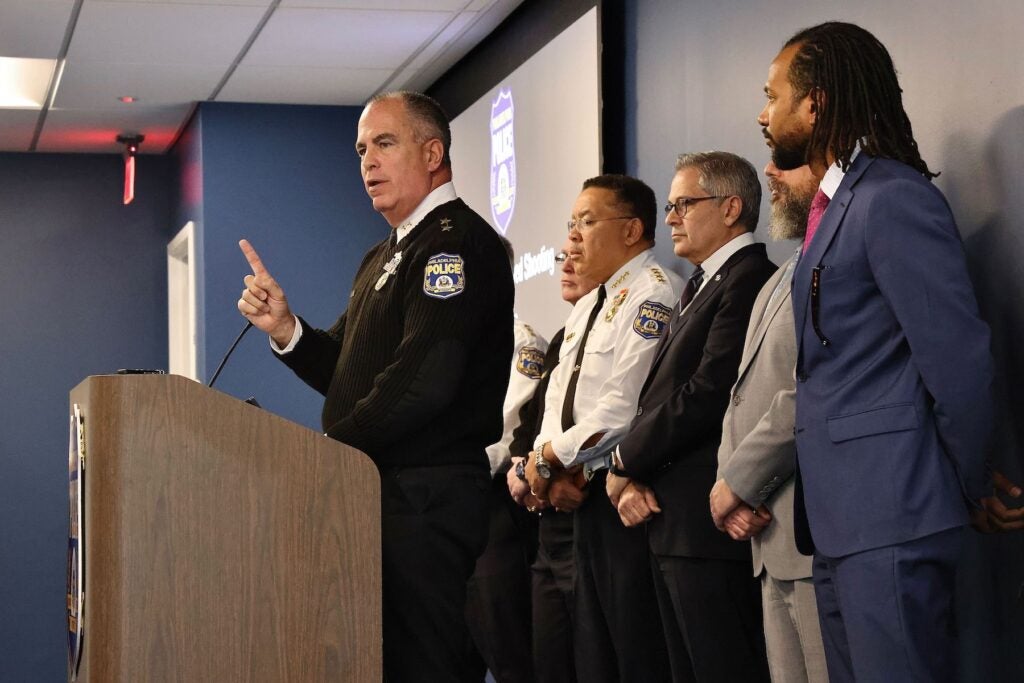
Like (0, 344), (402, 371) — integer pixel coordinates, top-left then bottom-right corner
(515, 459), (526, 481)
(534, 447), (552, 480)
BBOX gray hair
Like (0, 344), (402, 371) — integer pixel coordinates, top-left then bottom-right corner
(370, 90), (452, 169)
(675, 151), (761, 232)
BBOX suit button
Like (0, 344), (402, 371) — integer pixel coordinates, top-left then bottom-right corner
(796, 371), (808, 382)
(732, 393), (741, 406)
(636, 406), (644, 416)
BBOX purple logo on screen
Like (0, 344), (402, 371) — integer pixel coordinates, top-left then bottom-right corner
(489, 88), (517, 234)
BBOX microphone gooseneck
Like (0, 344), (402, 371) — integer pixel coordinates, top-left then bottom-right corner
(208, 321), (254, 388)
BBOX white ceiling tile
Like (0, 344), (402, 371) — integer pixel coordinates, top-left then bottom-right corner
(38, 104), (193, 153)
(392, 0), (517, 93)
(67, 1), (268, 65)
(218, 64), (391, 105)
(279, 0), (469, 8)
(383, 11), (477, 92)
(0, 1), (76, 59)
(0, 0), (524, 154)
(0, 109), (42, 152)
(53, 61), (226, 108)
(244, 7), (451, 69)
(100, 0), (271, 5)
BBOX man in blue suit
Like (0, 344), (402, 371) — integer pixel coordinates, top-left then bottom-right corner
(756, 22), (994, 682)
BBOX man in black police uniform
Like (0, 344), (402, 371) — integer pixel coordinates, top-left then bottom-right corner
(237, 90), (514, 682)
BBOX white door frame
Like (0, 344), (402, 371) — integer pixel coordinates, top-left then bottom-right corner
(167, 222), (198, 380)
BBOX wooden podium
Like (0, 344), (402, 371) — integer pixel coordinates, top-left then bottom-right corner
(67, 375), (381, 682)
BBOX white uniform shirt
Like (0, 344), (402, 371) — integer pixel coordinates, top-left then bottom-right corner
(535, 249), (682, 467)
(485, 320), (549, 476)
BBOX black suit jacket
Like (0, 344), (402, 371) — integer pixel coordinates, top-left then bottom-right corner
(619, 242), (776, 559)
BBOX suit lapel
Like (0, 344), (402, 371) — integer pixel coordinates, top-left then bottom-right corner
(792, 155), (873, 352)
(736, 262), (791, 383)
(648, 243), (760, 376)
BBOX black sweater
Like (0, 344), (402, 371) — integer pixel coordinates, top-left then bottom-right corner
(280, 198), (514, 469)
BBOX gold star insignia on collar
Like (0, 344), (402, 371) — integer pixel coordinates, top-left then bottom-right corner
(440, 218), (453, 231)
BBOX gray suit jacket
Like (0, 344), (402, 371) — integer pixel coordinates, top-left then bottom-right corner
(716, 253), (810, 581)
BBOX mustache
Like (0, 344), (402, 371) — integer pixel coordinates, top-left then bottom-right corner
(762, 127), (772, 141)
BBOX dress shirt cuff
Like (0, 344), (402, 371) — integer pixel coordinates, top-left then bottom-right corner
(552, 428), (626, 468)
(270, 315), (302, 354)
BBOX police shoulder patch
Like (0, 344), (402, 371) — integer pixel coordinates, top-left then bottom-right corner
(633, 300), (672, 339)
(423, 252), (465, 299)
(516, 346), (545, 379)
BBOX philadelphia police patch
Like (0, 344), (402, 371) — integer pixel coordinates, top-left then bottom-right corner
(516, 346), (545, 379)
(423, 253), (466, 299)
(633, 300), (672, 339)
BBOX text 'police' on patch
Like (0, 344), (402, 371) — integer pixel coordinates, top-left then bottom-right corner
(423, 253), (466, 299)
(633, 300), (672, 339)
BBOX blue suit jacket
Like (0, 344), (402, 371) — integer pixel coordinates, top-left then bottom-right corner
(792, 154), (993, 557)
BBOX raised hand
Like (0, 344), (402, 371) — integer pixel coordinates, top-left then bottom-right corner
(237, 239), (295, 346)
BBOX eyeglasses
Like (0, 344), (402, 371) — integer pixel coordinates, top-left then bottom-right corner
(566, 216), (635, 233)
(663, 195), (726, 218)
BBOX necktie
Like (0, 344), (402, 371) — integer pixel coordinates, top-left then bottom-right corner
(679, 266), (705, 313)
(561, 284), (607, 431)
(667, 266), (704, 336)
(802, 189), (831, 253)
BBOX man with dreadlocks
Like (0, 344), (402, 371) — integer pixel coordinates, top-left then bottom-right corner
(757, 22), (993, 682)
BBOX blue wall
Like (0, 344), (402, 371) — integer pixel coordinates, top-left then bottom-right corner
(0, 102), (382, 680)
(190, 102), (382, 430)
(0, 152), (174, 681)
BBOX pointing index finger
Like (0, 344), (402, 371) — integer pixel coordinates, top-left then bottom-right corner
(239, 239), (269, 276)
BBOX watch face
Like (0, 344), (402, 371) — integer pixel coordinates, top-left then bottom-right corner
(535, 450), (551, 478)
(515, 460), (526, 480)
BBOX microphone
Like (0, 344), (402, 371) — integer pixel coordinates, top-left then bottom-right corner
(208, 321), (253, 388)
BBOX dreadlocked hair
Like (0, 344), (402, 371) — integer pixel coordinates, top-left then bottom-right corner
(784, 22), (937, 178)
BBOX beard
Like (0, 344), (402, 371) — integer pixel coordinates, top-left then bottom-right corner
(763, 119), (812, 171)
(768, 176), (816, 241)
(771, 128), (811, 171)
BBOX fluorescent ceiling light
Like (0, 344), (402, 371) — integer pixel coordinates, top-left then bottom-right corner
(0, 57), (58, 109)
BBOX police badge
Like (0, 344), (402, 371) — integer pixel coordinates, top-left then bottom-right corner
(375, 251), (403, 291)
(516, 346), (545, 379)
(489, 89), (516, 235)
(423, 253), (466, 299)
(605, 288), (630, 322)
(633, 300), (672, 339)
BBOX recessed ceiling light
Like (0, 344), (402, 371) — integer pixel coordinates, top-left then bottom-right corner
(0, 57), (57, 109)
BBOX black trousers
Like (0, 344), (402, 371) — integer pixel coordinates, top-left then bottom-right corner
(380, 463), (491, 683)
(573, 472), (671, 683)
(651, 554), (770, 683)
(531, 509), (576, 683)
(465, 474), (539, 683)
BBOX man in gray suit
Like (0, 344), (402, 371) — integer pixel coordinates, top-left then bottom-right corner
(710, 161), (828, 683)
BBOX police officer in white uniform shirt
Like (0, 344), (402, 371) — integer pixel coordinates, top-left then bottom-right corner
(466, 236), (549, 683)
(525, 174), (680, 683)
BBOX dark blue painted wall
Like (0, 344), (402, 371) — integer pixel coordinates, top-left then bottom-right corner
(0, 152), (174, 681)
(191, 102), (382, 430)
(0, 102), (382, 680)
